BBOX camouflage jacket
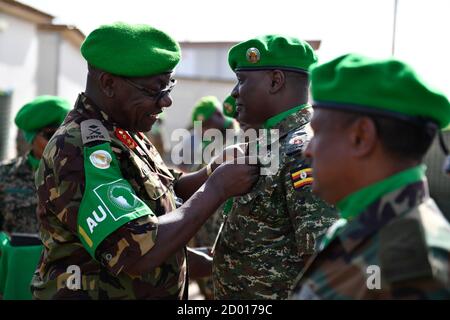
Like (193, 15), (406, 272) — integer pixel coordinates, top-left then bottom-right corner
(291, 179), (450, 299)
(0, 155), (39, 234)
(32, 94), (186, 300)
(213, 107), (338, 299)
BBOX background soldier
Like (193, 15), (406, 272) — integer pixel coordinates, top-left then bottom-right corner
(31, 22), (258, 300)
(213, 35), (337, 299)
(0, 95), (70, 234)
(188, 96), (235, 299)
(292, 53), (450, 299)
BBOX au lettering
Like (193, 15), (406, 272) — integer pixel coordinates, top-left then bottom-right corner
(87, 206), (107, 233)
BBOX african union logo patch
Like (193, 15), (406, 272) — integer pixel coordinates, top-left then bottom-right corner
(246, 47), (260, 63)
(107, 182), (139, 211)
(291, 166), (313, 190)
(90, 150), (112, 169)
(93, 179), (149, 221)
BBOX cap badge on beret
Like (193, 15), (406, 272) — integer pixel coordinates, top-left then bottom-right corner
(224, 102), (233, 114)
(246, 47), (260, 64)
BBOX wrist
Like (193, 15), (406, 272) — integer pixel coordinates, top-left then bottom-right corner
(206, 162), (213, 177)
(206, 162), (221, 177)
(204, 175), (227, 203)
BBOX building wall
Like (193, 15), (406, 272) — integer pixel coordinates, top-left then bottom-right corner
(0, 13), (38, 160)
(57, 39), (86, 104)
(36, 30), (59, 95)
(162, 77), (235, 149)
(0, 12), (86, 161)
(177, 44), (235, 80)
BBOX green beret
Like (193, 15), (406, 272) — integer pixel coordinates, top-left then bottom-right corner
(81, 22), (181, 77)
(192, 96), (220, 123)
(311, 54), (450, 129)
(222, 95), (237, 118)
(15, 95), (71, 143)
(228, 34), (317, 73)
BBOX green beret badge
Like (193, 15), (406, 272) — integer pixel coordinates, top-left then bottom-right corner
(246, 47), (260, 64)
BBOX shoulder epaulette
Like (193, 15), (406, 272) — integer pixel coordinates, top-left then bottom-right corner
(80, 119), (111, 146)
(285, 127), (309, 156)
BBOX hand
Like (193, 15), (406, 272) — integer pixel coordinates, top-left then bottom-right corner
(221, 143), (247, 162)
(206, 156), (259, 201)
(187, 247), (213, 279)
(210, 143), (247, 172)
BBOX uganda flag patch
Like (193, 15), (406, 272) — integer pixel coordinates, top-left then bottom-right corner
(291, 166), (313, 190)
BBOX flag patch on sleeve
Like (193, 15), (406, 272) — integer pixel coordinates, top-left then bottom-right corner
(291, 167), (313, 190)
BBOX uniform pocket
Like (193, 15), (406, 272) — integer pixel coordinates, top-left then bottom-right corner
(143, 172), (169, 200)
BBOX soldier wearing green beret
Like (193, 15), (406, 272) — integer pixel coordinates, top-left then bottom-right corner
(193, 96), (233, 132)
(31, 22), (258, 300)
(222, 95), (252, 131)
(0, 95), (70, 234)
(191, 95), (234, 154)
(222, 95), (236, 119)
(212, 35), (338, 299)
(187, 95), (236, 299)
(291, 54), (450, 299)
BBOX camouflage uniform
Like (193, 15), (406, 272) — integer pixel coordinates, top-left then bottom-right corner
(291, 178), (450, 299)
(31, 94), (186, 299)
(189, 139), (229, 299)
(213, 107), (338, 299)
(0, 156), (39, 234)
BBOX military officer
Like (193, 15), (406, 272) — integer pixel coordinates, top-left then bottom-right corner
(31, 22), (258, 300)
(212, 35), (338, 299)
(0, 95), (70, 234)
(291, 53), (450, 299)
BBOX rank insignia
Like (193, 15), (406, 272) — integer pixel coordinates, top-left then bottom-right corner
(291, 166), (313, 190)
(115, 128), (137, 149)
(246, 47), (260, 63)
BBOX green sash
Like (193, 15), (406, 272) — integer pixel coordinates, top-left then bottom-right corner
(77, 142), (155, 258)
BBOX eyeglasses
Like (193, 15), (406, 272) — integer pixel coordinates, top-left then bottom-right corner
(122, 78), (177, 102)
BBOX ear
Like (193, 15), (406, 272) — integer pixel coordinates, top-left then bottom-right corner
(348, 117), (378, 158)
(98, 72), (116, 98)
(268, 70), (285, 94)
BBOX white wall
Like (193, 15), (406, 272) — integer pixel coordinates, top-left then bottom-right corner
(57, 39), (86, 105)
(0, 13), (38, 160)
(162, 77), (235, 148)
(0, 13), (86, 161)
(177, 45), (235, 80)
(36, 30), (59, 95)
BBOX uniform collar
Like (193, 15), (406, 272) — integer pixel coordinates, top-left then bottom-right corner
(75, 93), (116, 131)
(337, 165), (426, 221)
(257, 104), (312, 152)
(335, 177), (428, 253)
(26, 152), (41, 170)
(263, 104), (310, 134)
